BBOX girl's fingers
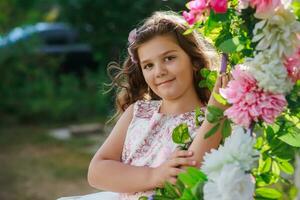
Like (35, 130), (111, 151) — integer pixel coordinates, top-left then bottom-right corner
(220, 73), (230, 88)
(213, 74), (222, 93)
(170, 167), (185, 176)
(170, 157), (197, 167)
(170, 150), (193, 159)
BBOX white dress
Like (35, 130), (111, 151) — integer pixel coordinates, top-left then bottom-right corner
(57, 100), (204, 200)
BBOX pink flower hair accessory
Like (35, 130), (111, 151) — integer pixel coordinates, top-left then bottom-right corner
(128, 28), (137, 45)
(127, 28), (138, 64)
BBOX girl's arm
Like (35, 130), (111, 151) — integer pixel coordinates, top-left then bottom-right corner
(88, 104), (197, 193)
(188, 74), (229, 167)
(87, 104), (156, 193)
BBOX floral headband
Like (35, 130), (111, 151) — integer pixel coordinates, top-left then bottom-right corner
(127, 28), (138, 64)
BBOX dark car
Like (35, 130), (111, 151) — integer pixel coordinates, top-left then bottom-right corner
(0, 22), (98, 77)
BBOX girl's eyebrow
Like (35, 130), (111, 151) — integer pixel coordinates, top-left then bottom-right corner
(140, 49), (177, 64)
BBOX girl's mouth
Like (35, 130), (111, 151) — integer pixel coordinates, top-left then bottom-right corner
(157, 78), (176, 86)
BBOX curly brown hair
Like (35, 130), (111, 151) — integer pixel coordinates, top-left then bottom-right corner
(107, 11), (220, 120)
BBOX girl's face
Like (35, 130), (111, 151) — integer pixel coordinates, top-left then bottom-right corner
(137, 34), (196, 101)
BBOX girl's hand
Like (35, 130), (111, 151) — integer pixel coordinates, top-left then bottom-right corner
(207, 73), (231, 110)
(151, 150), (196, 188)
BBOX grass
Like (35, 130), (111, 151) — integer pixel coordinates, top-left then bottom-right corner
(0, 124), (107, 200)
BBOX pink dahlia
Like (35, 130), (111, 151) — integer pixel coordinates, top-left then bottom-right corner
(284, 48), (300, 83)
(220, 67), (287, 128)
(209, 0), (228, 13)
(250, 0), (281, 18)
(183, 0), (207, 25)
(189, 0), (207, 12)
(183, 10), (199, 25)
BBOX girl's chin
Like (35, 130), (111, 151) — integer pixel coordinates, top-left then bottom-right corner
(157, 92), (181, 100)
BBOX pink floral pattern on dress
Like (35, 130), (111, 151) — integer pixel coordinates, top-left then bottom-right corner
(119, 100), (205, 200)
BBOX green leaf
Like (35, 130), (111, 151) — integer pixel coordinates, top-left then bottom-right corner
(259, 157), (272, 173)
(292, 1), (300, 18)
(195, 107), (205, 127)
(186, 167), (207, 182)
(198, 80), (208, 88)
(204, 123), (220, 139)
(278, 161), (294, 175)
(265, 126), (275, 143)
(175, 179), (185, 194)
(163, 182), (180, 198)
(191, 181), (205, 199)
(218, 37), (241, 53)
(183, 28), (194, 35)
(178, 173), (197, 188)
(255, 188), (282, 199)
(178, 189), (197, 200)
(200, 68), (210, 78)
(172, 123), (191, 144)
(212, 92), (228, 105)
(255, 137), (264, 149)
(259, 172), (277, 185)
(206, 105), (224, 123)
(138, 196), (148, 200)
(221, 118), (231, 139)
(176, 178), (185, 194)
(206, 112), (219, 123)
(207, 105), (224, 117)
(150, 195), (174, 200)
(271, 160), (280, 177)
(278, 132), (300, 147)
(207, 71), (217, 83)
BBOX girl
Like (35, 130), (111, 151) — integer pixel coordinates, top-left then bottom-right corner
(58, 10), (229, 200)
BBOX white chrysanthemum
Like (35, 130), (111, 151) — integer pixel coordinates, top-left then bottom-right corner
(281, 0), (292, 9)
(241, 51), (294, 94)
(203, 164), (255, 200)
(222, 126), (259, 170)
(201, 145), (231, 180)
(252, 8), (300, 58)
(201, 126), (258, 180)
(238, 0), (250, 10)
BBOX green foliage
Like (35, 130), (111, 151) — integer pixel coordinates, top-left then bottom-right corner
(185, 6), (256, 66)
(218, 36), (244, 53)
(204, 122), (220, 139)
(195, 107), (205, 127)
(255, 187), (282, 199)
(142, 167), (207, 200)
(292, 1), (300, 19)
(0, 0), (187, 124)
(55, 0), (186, 71)
(221, 118), (231, 138)
(198, 68), (217, 91)
(172, 123), (192, 149)
(253, 122), (297, 196)
(204, 105), (231, 140)
(206, 105), (224, 123)
(212, 92), (228, 106)
(0, 49), (110, 124)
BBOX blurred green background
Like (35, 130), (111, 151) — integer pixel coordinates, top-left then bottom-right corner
(0, 1), (187, 199)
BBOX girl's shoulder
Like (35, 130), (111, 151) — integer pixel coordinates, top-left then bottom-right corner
(133, 99), (160, 119)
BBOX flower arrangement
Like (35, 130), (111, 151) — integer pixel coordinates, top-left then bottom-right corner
(140, 0), (300, 199)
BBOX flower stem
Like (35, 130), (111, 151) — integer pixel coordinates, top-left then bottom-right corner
(249, 122), (255, 137)
(220, 53), (228, 74)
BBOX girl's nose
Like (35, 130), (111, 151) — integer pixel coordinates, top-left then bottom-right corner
(155, 63), (168, 78)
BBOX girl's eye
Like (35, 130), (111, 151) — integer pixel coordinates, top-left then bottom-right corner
(143, 63), (153, 69)
(164, 56), (176, 62)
